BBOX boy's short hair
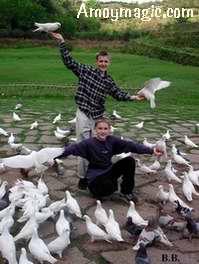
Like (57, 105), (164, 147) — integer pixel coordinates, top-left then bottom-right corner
(96, 51), (110, 60)
(94, 117), (111, 128)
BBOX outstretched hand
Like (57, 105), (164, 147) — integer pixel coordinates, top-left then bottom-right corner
(49, 32), (65, 43)
(130, 95), (146, 101)
(153, 147), (164, 157)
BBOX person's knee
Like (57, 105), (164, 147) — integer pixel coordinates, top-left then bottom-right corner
(122, 156), (135, 166)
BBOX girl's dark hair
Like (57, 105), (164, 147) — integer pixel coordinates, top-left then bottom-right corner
(94, 118), (111, 128)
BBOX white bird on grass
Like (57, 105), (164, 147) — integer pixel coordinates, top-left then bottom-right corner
(19, 248), (34, 264)
(182, 172), (199, 202)
(47, 230), (70, 258)
(52, 113), (61, 124)
(184, 135), (198, 148)
(33, 22), (61, 32)
(13, 112), (21, 121)
(56, 127), (70, 136)
(137, 77), (171, 108)
(15, 103), (22, 110)
(28, 228), (57, 264)
(54, 130), (66, 140)
(30, 121), (38, 130)
(135, 121), (144, 129)
(0, 128), (8, 137)
(94, 200), (108, 227)
(164, 160), (182, 183)
(65, 190), (82, 218)
(112, 110), (122, 120)
(127, 201), (148, 226)
(105, 209), (124, 242)
(84, 215), (111, 243)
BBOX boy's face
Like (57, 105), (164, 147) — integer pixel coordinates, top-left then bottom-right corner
(96, 56), (110, 72)
(95, 122), (110, 141)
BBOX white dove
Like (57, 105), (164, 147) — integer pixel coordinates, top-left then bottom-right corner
(112, 110), (122, 119)
(155, 136), (167, 160)
(83, 215), (111, 243)
(136, 159), (157, 174)
(28, 228), (57, 264)
(0, 213), (14, 234)
(0, 181), (8, 199)
(171, 144), (187, 157)
(14, 217), (38, 242)
(0, 225), (17, 264)
(54, 130), (66, 140)
(187, 165), (199, 186)
(19, 248), (34, 264)
(94, 200), (108, 226)
(149, 160), (161, 170)
(30, 121), (38, 130)
(137, 77), (171, 108)
(13, 111), (21, 121)
(172, 151), (189, 166)
(127, 201), (148, 226)
(0, 128), (8, 136)
(143, 138), (156, 148)
(105, 209), (124, 242)
(68, 117), (76, 124)
(56, 127), (70, 136)
(15, 103), (22, 110)
(56, 209), (70, 236)
(156, 185), (169, 204)
(162, 129), (171, 140)
(65, 190), (82, 218)
(184, 135), (198, 148)
(47, 230), (70, 258)
(164, 160), (182, 183)
(8, 133), (15, 144)
(52, 113), (61, 124)
(168, 184), (192, 209)
(37, 176), (48, 195)
(135, 121), (144, 129)
(33, 22), (61, 32)
(182, 172), (199, 202)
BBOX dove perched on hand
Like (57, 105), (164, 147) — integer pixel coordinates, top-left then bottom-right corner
(137, 78), (171, 108)
(33, 22), (61, 32)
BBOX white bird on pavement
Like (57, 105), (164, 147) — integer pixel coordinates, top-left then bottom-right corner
(0, 128), (8, 136)
(156, 185), (169, 204)
(168, 184), (192, 210)
(135, 121), (144, 129)
(52, 113), (61, 124)
(84, 215), (111, 243)
(0, 225), (17, 264)
(56, 210), (70, 236)
(172, 151), (189, 166)
(127, 201), (148, 226)
(14, 217), (38, 242)
(182, 172), (199, 202)
(19, 247), (34, 264)
(65, 190), (82, 218)
(162, 129), (171, 140)
(8, 133), (15, 144)
(30, 121), (38, 130)
(13, 111), (21, 121)
(33, 22), (61, 32)
(184, 135), (198, 148)
(47, 230), (70, 258)
(143, 138), (156, 148)
(187, 165), (199, 187)
(15, 103), (22, 110)
(136, 159), (157, 174)
(94, 200), (108, 227)
(56, 127), (70, 136)
(164, 160), (182, 183)
(137, 77), (171, 108)
(105, 209), (124, 242)
(0, 181), (8, 199)
(68, 117), (76, 124)
(28, 228), (57, 264)
(149, 160), (161, 171)
(37, 176), (48, 195)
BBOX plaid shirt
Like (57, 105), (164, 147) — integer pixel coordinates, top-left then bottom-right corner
(60, 43), (131, 119)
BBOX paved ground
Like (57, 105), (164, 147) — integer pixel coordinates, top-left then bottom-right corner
(0, 107), (199, 264)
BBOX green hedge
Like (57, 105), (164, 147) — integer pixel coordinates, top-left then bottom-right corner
(123, 40), (199, 67)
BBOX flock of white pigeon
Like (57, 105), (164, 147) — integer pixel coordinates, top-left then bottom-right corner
(0, 101), (199, 262)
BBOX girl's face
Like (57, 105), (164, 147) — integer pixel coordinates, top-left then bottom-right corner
(95, 122), (110, 141)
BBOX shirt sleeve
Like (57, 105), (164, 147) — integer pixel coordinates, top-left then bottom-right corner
(59, 42), (88, 77)
(112, 137), (153, 155)
(108, 77), (131, 101)
(55, 141), (89, 160)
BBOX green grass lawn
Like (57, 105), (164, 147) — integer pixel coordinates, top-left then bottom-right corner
(0, 46), (199, 119)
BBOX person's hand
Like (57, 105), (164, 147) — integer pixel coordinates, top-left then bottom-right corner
(49, 32), (65, 44)
(153, 147), (164, 157)
(130, 95), (145, 101)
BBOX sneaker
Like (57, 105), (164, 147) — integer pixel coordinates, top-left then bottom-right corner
(119, 192), (138, 204)
(78, 178), (88, 190)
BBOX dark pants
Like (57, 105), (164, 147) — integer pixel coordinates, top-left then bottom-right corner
(88, 157), (136, 198)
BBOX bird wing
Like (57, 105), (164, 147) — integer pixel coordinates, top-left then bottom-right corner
(2, 153), (35, 169)
(36, 147), (64, 164)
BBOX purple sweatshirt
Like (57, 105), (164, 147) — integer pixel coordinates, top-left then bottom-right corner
(56, 135), (153, 184)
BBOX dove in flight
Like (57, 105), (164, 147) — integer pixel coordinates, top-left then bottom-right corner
(33, 22), (61, 32)
(52, 113), (61, 124)
(0, 128), (8, 137)
(137, 78), (171, 108)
